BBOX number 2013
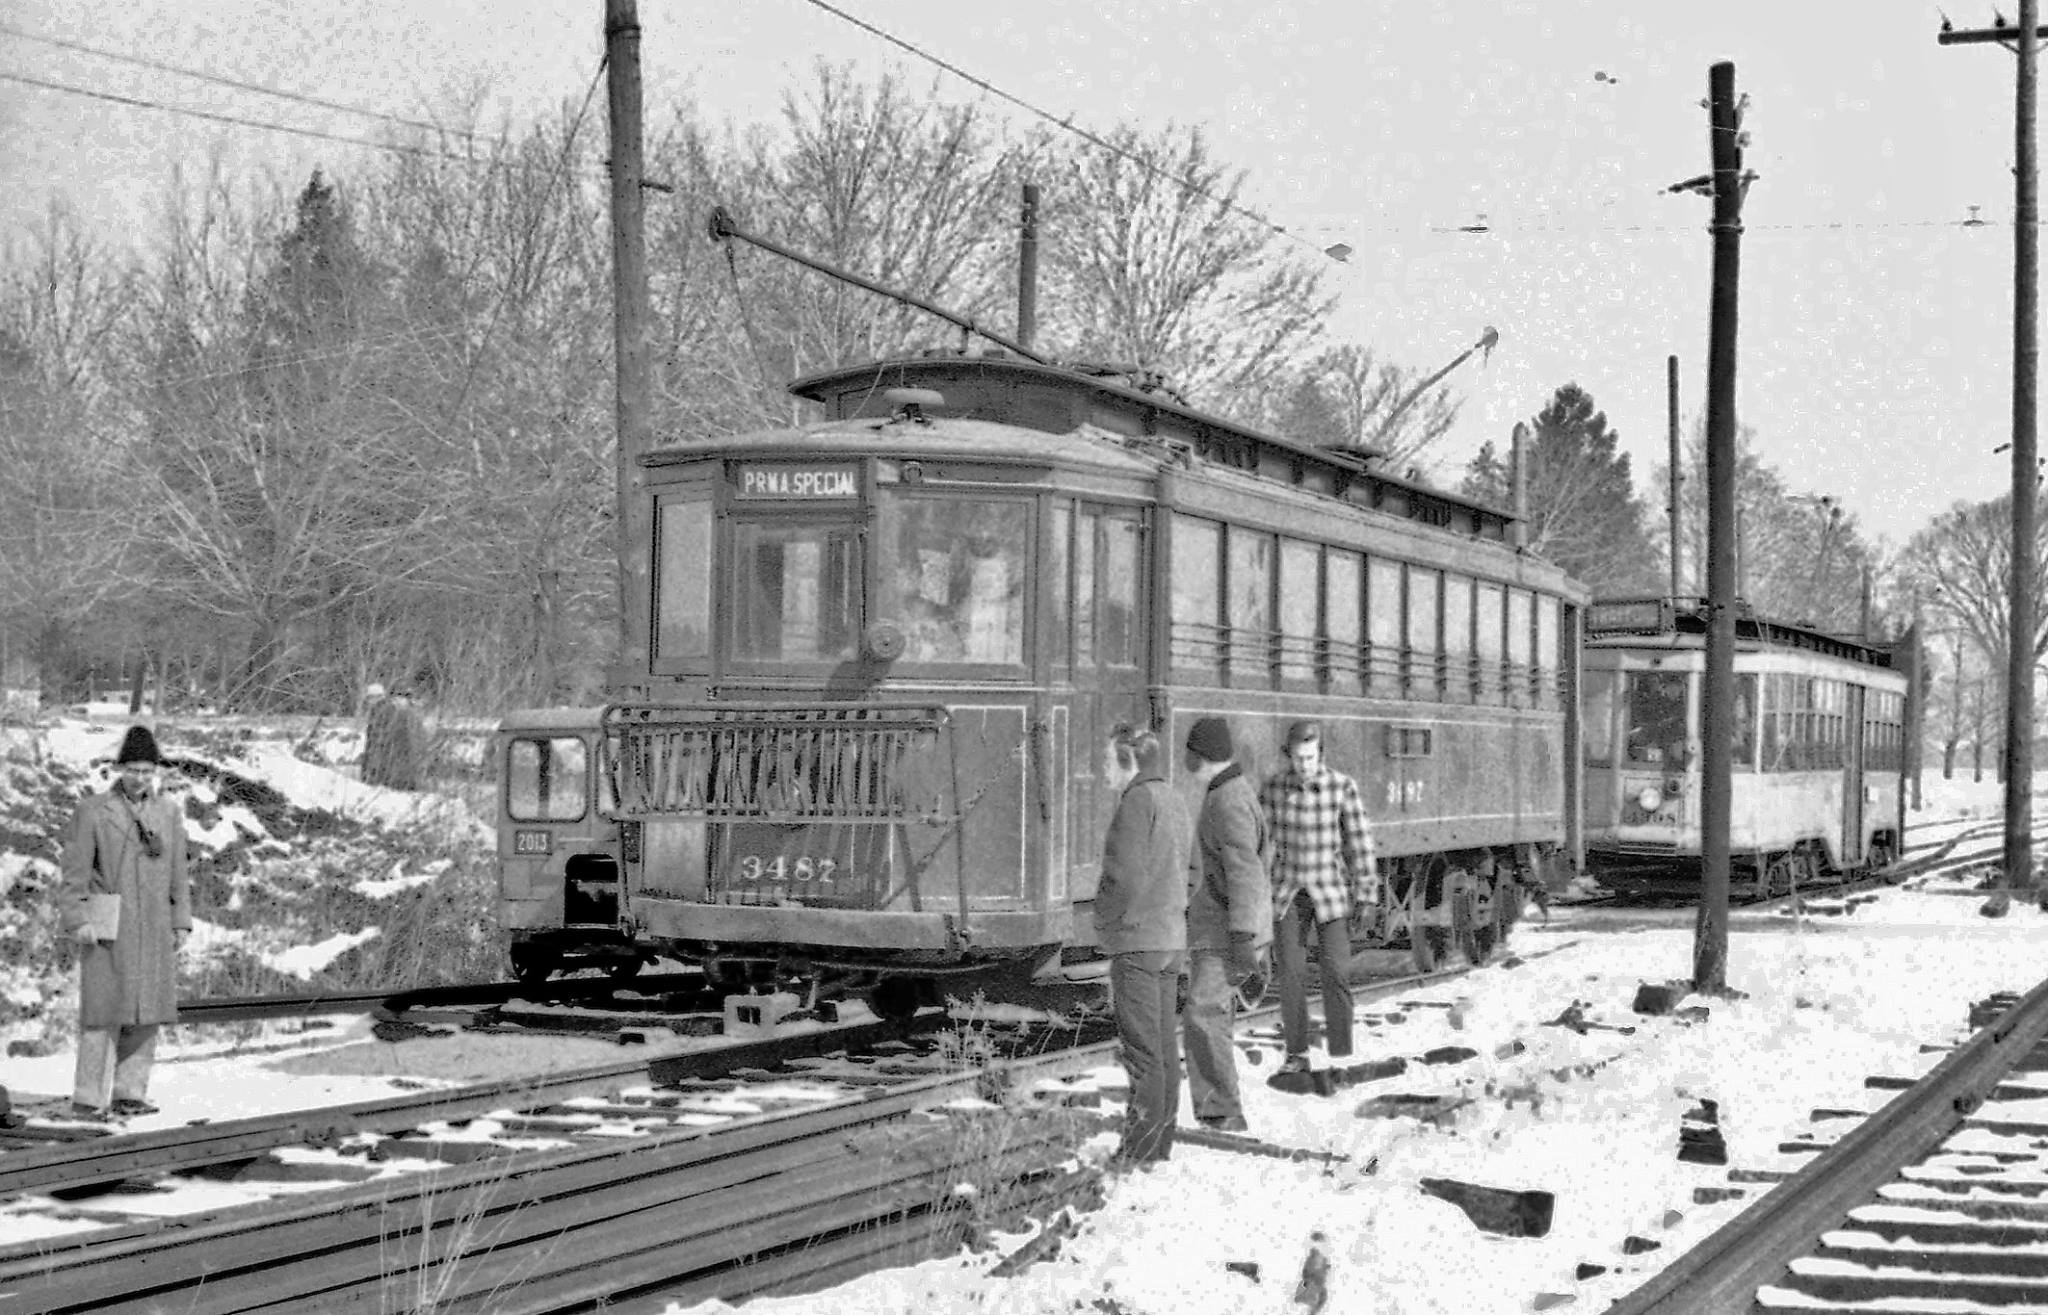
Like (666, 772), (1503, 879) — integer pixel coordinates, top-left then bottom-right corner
(735, 855), (839, 884)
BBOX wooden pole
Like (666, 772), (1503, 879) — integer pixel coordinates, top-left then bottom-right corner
(1695, 61), (1746, 994)
(606, 0), (654, 691)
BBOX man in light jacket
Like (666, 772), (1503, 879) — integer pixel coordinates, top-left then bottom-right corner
(1182, 716), (1270, 1132)
(1094, 723), (1192, 1166)
(58, 725), (192, 1121)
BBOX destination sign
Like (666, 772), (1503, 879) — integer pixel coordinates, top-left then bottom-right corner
(734, 463), (861, 500)
(1586, 599), (1669, 635)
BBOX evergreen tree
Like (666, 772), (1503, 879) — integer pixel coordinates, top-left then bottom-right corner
(1462, 384), (1661, 594)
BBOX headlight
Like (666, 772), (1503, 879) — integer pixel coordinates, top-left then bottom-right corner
(1636, 785), (1664, 813)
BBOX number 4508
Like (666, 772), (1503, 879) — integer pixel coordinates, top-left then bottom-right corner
(736, 855), (839, 884)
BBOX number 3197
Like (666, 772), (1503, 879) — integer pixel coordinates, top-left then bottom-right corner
(735, 855), (839, 884)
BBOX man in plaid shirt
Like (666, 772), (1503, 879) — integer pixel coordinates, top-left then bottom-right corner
(1260, 719), (1378, 1073)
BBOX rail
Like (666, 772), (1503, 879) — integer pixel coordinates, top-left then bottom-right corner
(1607, 969), (2048, 1313)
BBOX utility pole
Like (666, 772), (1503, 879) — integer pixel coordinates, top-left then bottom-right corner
(1017, 183), (1041, 352)
(1668, 354), (1683, 598)
(1939, 3), (2039, 901)
(1691, 61), (1749, 995)
(606, 0), (654, 691)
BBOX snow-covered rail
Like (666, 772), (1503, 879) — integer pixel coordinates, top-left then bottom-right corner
(1607, 973), (2048, 1313)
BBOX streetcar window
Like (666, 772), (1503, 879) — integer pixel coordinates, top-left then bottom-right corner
(1324, 549), (1362, 694)
(1099, 514), (1140, 668)
(1227, 528), (1274, 685)
(1049, 502), (1071, 668)
(1536, 596), (1560, 710)
(729, 521), (861, 663)
(1475, 582), (1505, 706)
(1170, 515), (1223, 676)
(507, 736), (588, 823)
(654, 495), (712, 662)
(1366, 558), (1402, 697)
(1733, 674), (1758, 770)
(1408, 568), (1441, 700)
(1508, 589), (1534, 709)
(1582, 668), (1619, 768)
(1625, 671), (1691, 767)
(1442, 574), (1472, 704)
(1278, 539), (1320, 687)
(877, 497), (1029, 666)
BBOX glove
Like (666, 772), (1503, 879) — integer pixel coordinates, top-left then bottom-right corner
(1226, 932), (1266, 981)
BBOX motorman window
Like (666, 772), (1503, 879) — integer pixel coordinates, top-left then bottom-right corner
(729, 521), (861, 664)
(654, 493), (713, 664)
(507, 736), (588, 823)
(877, 496), (1030, 666)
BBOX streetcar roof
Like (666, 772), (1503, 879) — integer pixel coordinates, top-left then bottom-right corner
(739, 352), (1523, 539)
(1585, 596), (1901, 668)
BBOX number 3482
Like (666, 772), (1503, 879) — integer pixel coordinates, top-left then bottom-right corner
(735, 855), (840, 884)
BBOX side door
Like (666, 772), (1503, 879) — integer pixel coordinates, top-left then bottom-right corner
(1842, 682), (1866, 863)
(1068, 504), (1150, 913)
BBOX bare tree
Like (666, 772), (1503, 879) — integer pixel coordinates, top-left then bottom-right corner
(1035, 123), (1333, 413)
(0, 206), (140, 697)
(1270, 343), (1464, 470)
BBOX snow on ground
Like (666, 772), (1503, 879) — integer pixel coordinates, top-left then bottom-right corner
(659, 774), (2048, 1315)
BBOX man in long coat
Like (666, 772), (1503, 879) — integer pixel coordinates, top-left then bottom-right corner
(59, 725), (192, 1119)
(1095, 723), (1192, 1167)
(1181, 716), (1270, 1132)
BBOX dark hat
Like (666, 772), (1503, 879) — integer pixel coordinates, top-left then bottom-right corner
(1283, 719), (1323, 750)
(1185, 716), (1234, 764)
(113, 725), (164, 766)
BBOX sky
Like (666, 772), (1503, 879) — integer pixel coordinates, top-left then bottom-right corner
(0, 0), (2030, 551)
(2, 704), (2038, 1312)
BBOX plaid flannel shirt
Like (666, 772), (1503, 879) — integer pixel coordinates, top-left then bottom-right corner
(1259, 763), (1379, 925)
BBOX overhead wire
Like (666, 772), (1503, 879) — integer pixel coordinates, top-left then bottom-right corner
(0, 69), (487, 165)
(0, 20), (490, 150)
(792, 0), (1336, 264)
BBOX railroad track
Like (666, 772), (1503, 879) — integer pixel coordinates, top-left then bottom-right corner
(2, 953), (1587, 1314)
(1606, 973), (2048, 1313)
(172, 970), (711, 1027)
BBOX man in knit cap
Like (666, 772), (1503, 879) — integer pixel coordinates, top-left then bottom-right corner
(1181, 715), (1270, 1132)
(58, 725), (192, 1120)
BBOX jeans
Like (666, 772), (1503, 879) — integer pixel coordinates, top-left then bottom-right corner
(1182, 948), (1242, 1122)
(1110, 950), (1184, 1162)
(1275, 891), (1354, 1058)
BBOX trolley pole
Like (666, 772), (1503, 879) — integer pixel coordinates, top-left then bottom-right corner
(1668, 354), (1684, 598)
(1941, 2), (2040, 899)
(1695, 61), (1747, 995)
(606, 0), (654, 689)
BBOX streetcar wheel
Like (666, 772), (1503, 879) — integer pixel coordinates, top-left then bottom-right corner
(868, 977), (925, 1023)
(510, 946), (556, 985)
